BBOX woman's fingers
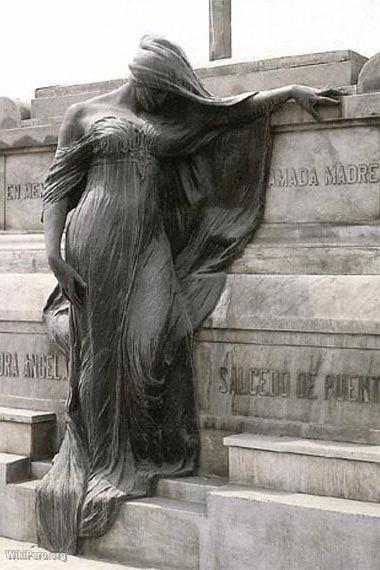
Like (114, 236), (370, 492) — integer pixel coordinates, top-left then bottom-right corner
(316, 95), (340, 105)
(61, 287), (74, 305)
(71, 268), (87, 289)
(303, 101), (321, 121)
(62, 279), (82, 307)
(69, 285), (81, 307)
(318, 87), (348, 98)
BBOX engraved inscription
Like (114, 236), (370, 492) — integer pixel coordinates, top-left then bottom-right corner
(218, 352), (380, 404)
(269, 162), (380, 188)
(0, 352), (63, 380)
(6, 182), (44, 200)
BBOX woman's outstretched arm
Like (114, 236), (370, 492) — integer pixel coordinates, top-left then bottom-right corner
(210, 85), (342, 127)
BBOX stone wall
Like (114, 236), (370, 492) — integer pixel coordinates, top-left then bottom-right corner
(1, 49), (380, 459)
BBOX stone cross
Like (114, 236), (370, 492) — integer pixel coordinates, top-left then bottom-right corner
(209, 0), (232, 61)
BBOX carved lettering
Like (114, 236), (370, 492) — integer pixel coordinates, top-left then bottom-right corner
(217, 353), (380, 405)
(0, 352), (19, 377)
(0, 352), (63, 380)
(269, 162), (380, 188)
(218, 359), (291, 399)
(324, 374), (380, 403)
(6, 182), (44, 200)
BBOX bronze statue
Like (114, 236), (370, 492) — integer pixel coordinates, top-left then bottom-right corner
(37, 35), (340, 553)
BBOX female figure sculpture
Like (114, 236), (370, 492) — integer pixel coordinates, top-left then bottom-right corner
(37, 35), (340, 553)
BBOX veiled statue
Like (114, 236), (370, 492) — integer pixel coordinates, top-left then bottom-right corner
(37, 35), (340, 553)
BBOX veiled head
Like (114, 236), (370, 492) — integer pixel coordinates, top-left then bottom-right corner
(129, 35), (213, 104)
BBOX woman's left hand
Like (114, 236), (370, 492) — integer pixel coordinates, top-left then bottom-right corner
(291, 86), (344, 121)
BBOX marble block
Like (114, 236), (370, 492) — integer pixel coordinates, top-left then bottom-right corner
(207, 487), (380, 570)
(357, 52), (380, 93)
(195, 274), (380, 447)
(0, 273), (67, 446)
(225, 434), (380, 502)
(265, 124), (380, 223)
(4, 151), (53, 231)
(0, 452), (30, 484)
(0, 407), (56, 459)
(31, 50), (366, 119)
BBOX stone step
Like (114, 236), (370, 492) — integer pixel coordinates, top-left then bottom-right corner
(1, 475), (207, 569)
(156, 476), (227, 504)
(224, 433), (380, 502)
(0, 453), (30, 484)
(255, 222), (380, 244)
(0, 537), (162, 570)
(82, 497), (207, 570)
(207, 485), (380, 570)
(0, 233), (50, 273)
(30, 459), (51, 479)
(0, 407), (56, 459)
(231, 243), (380, 274)
(0, 478), (39, 542)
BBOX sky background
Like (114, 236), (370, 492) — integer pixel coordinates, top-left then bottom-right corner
(1, 0), (380, 101)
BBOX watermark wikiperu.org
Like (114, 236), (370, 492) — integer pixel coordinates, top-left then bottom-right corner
(5, 547), (67, 562)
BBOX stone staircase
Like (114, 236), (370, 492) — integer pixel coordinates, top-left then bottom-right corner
(0, 406), (219, 569)
(0, 404), (380, 569)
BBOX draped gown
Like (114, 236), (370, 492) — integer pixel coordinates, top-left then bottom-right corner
(37, 105), (272, 553)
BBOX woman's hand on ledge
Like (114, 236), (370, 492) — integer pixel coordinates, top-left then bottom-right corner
(48, 255), (87, 307)
(290, 85), (343, 122)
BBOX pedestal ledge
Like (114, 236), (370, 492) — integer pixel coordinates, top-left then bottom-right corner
(224, 433), (380, 462)
(0, 407), (55, 424)
(224, 433), (380, 502)
(0, 406), (56, 459)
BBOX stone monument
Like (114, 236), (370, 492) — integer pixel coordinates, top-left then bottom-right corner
(0, 35), (379, 570)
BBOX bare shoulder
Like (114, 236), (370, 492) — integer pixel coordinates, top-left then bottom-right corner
(58, 102), (90, 148)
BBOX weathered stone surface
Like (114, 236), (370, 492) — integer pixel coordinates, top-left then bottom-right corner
(207, 274), (380, 335)
(208, 486), (380, 570)
(34, 50), (366, 99)
(6, 226), (380, 276)
(225, 434), (380, 502)
(31, 91), (104, 120)
(0, 155), (4, 231)
(193, 273), (380, 447)
(0, 453), (30, 484)
(343, 92), (380, 118)
(5, 151), (53, 231)
(30, 459), (51, 479)
(0, 121), (59, 151)
(199, 428), (230, 477)
(0, 407), (55, 459)
(157, 475), (226, 504)
(30, 51), (365, 120)
(0, 273), (67, 445)
(0, 273), (55, 322)
(0, 98), (30, 129)
(195, 339), (380, 445)
(0, 472), (210, 568)
(0, 325), (67, 407)
(0, 536), (146, 569)
(81, 498), (206, 569)
(254, 222), (380, 245)
(358, 52), (380, 93)
(230, 243), (380, 275)
(0, 479), (39, 542)
(265, 124), (380, 223)
(0, 234), (50, 273)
